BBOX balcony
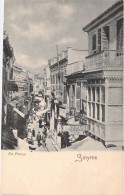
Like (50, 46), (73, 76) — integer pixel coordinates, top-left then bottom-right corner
(67, 61), (84, 76)
(85, 50), (123, 71)
(49, 51), (68, 67)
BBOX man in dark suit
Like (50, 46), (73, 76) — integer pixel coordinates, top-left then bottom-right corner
(37, 131), (41, 147)
(39, 116), (42, 128)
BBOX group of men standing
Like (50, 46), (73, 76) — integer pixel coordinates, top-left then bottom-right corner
(26, 114), (48, 148)
(37, 116), (47, 147)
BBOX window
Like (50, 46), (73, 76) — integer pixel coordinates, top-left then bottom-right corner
(117, 18), (123, 53)
(96, 87), (100, 102)
(76, 100), (81, 112)
(92, 34), (96, 52)
(82, 100), (87, 115)
(102, 105), (105, 122)
(88, 87), (91, 101)
(63, 85), (67, 104)
(72, 85), (75, 96)
(76, 83), (81, 99)
(96, 80), (100, 84)
(101, 87), (105, 103)
(97, 104), (100, 120)
(82, 83), (87, 100)
(92, 87), (95, 102)
(61, 72), (63, 83)
(56, 74), (58, 84)
(89, 103), (91, 117)
(51, 76), (52, 84)
(53, 75), (55, 84)
(69, 85), (75, 108)
(92, 103), (95, 119)
(98, 29), (101, 52)
(102, 25), (109, 50)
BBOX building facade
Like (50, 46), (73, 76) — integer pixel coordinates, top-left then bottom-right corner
(43, 66), (51, 109)
(49, 47), (87, 109)
(34, 74), (44, 95)
(66, 0), (123, 147)
(2, 34), (17, 148)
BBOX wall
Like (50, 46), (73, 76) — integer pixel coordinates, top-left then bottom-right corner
(88, 11), (123, 55)
(68, 47), (87, 65)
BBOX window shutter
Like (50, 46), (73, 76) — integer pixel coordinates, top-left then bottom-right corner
(102, 26), (109, 50)
(117, 18), (123, 51)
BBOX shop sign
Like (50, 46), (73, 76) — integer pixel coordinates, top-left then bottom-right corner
(63, 125), (89, 135)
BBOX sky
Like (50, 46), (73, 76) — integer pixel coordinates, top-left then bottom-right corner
(4, 0), (116, 72)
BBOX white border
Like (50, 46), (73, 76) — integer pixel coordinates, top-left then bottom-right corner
(0, 0), (4, 193)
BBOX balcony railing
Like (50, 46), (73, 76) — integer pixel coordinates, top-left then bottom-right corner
(85, 50), (123, 71)
(67, 61), (84, 76)
(49, 51), (68, 66)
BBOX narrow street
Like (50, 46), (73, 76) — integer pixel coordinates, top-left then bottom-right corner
(18, 109), (58, 152)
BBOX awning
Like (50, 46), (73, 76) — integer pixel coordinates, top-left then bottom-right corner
(13, 107), (25, 118)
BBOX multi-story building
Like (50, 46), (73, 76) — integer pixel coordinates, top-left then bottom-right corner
(34, 74), (44, 95)
(66, 49), (87, 114)
(2, 34), (18, 148)
(49, 47), (87, 110)
(82, 0), (123, 147)
(7, 64), (34, 138)
(43, 66), (51, 108)
(66, 0), (123, 147)
(49, 49), (67, 105)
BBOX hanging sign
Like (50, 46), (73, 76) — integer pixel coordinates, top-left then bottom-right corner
(63, 125), (89, 135)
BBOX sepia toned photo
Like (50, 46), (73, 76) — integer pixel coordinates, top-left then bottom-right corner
(2, 0), (123, 151)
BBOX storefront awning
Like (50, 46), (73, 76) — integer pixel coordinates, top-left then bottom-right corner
(13, 107), (25, 118)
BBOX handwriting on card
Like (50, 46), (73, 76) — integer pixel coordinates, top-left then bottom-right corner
(75, 154), (97, 162)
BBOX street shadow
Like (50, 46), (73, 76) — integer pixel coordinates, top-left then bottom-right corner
(69, 135), (87, 146)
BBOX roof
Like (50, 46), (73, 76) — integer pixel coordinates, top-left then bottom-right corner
(83, 0), (123, 32)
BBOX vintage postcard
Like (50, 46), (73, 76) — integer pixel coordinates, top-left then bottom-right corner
(0, 0), (123, 194)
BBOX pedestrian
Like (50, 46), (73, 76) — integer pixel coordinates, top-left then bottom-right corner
(32, 128), (35, 137)
(37, 131), (41, 147)
(33, 112), (36, 120)
(27, 129), (32, 143)
(43, 125), (47, 138)
(42, 131), (46, 147)
(39, 116), (42, 128)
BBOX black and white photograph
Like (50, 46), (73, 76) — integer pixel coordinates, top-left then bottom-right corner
(2, 0), (123, 151)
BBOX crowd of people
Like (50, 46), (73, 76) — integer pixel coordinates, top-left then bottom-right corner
(26, 109), (50, 149)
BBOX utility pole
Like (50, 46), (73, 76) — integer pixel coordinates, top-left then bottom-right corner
(56, 45), (60, 90)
